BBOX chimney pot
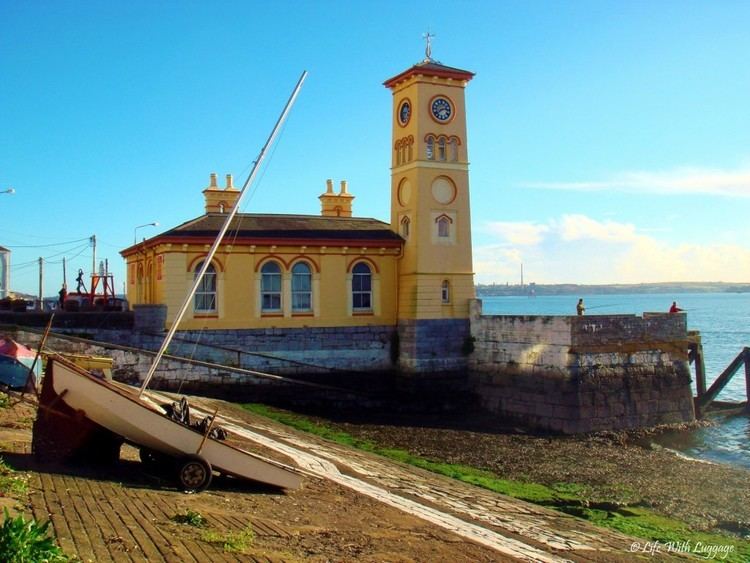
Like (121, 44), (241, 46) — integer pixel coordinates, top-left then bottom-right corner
(226, 174), (234, 190)
(209, 173), (218, 188)
(340, 180), (348, 194)
(326, 179), (334, 193)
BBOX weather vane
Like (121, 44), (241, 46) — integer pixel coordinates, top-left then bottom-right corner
(422, 31), (435, 62)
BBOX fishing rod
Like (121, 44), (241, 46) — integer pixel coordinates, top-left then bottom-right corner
(584, 303), (626, 310)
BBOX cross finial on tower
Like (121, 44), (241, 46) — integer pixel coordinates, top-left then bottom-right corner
(422, 31), (435, 62)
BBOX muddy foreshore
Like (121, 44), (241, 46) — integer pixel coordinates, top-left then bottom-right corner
(293, 409), (750, 538)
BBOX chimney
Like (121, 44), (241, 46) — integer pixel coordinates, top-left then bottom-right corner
(203, 172), (240, 213)
(319, 178), (354, 217)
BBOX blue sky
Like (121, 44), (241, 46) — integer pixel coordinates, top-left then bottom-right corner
(2, 1), (749, 296)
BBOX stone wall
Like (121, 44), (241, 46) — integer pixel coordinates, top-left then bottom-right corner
(397, 318), (471, 374)
(468, 300), (695, 433)
(10, 328), (360, 406)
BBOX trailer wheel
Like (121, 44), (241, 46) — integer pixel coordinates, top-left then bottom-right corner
(177, 454), (212, 493)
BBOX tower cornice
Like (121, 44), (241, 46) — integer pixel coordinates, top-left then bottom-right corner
(383, 62), (475, 89)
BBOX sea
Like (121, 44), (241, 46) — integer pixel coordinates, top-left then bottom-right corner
(480, 292), (750, 470)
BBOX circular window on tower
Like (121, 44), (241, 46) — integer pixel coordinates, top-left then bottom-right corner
(397, 178), (412, 206)
(397, 98), (411, 127)
(431, 176), (456, 204)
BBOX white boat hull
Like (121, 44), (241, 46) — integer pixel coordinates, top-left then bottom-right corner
(48, 357), (302, 490)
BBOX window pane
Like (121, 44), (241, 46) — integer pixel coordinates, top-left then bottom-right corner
(194, 262), (216, 312)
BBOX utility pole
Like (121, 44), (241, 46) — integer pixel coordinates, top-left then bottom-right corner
(38, 257), (44, 310)
(90, 235), (96, 277)
(62, 257), (67, 289)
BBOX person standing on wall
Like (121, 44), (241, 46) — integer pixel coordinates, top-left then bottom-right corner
(669, 301), (683, 313)
(576, 298), (585, 316)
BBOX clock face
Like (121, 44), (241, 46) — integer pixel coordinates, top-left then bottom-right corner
(431, 97), (453, 122)
(398, 100), (411, 126)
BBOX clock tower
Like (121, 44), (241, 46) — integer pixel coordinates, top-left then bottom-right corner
(384, 54), (476, 373)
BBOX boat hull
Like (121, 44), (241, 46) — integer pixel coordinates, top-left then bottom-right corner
(48, 357), (302, 490)
(0, 337), (38, 389)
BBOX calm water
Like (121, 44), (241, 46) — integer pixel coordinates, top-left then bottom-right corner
(481, 292), (750, 468)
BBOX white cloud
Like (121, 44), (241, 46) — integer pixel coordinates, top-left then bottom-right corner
(523, 166), (750, 197)
(476, 214), (750, 284)
(558, 214), (638, 242)
(484, 221), (549, 245)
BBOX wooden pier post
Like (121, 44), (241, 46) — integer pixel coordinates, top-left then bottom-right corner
(688, 333), (706, 397)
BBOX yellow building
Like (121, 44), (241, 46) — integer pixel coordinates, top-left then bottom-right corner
(122, 55), (476, 373)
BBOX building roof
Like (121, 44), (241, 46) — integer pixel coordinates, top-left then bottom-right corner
(122, 213), (402, 256)
(383, 60), (475, 89)
(0, 245), (9, 253)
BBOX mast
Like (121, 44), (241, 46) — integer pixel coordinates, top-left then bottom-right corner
(139, 70), (308, 396)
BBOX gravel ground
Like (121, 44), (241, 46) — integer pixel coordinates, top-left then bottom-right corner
(297, 409), (750, 537)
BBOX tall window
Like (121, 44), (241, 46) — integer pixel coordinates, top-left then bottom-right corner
(291, 262), (312, 312)
(441, 280), (450, 304)
(449, 138), (458, 161)
(261, 261), (282, 312)
(194, 262), (216, 312)
(352, 262), (372, 311)
(437, 216), (451, 238)
(426, 135), (434, 160)
(400, 216), (410, 238)
(437, 137), (446, 161)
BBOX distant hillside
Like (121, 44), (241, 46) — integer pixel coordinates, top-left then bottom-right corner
(476, 282), (750, 297)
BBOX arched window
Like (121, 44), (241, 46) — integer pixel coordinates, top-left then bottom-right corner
(194, 262), (216, 312)
(400, 216), (410, 238)
(352, 262), (372, 311)
(441, 280), (450, 304)
(449, 138), (458, 161)
(437, 215), (451, 238)
(291, 262), (312, 312)
(425, 135), (435, 160)
(261, 261), (282, 312)
(437, 137), (446, 161)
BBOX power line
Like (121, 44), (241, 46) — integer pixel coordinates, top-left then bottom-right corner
(3, 237), (92, 249)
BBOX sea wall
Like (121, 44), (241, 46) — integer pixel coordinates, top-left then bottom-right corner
(468, 300), (696, 433)
(1, 305), (394, 375)
(9, 328), (360, 405)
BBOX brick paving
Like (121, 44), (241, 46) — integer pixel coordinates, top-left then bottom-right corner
(6, 442), (286, 563)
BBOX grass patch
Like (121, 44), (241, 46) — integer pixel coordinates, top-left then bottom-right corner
(171, 509), (207, 528)
(0, 508), (68, 562)
(242, 403), (750, 562)
(0, 394), (10, 409)
(201, 525), (254, 553)
(0, 458), (28, 496)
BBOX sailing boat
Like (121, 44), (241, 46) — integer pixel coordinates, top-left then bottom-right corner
(40, 72), (308, 493)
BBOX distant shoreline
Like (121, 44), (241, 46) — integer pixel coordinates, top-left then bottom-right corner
(477, 282), (750, 297)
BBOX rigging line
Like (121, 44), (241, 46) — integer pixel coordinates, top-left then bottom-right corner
(225, 115), (291, 251)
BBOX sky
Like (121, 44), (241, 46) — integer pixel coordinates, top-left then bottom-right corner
(2, 0), (749, 296)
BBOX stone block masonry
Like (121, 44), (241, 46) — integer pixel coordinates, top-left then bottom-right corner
(468, 300), (695, 433)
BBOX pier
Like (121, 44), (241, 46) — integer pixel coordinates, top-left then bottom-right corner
(690, 331), (750, 416)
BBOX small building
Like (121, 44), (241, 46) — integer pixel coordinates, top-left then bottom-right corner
(121, 56), (477, 374)
(0, 245), (9, 299)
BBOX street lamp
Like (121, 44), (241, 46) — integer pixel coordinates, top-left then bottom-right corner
(134, 222), (159, 244)
(1, 188), (15, 195)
